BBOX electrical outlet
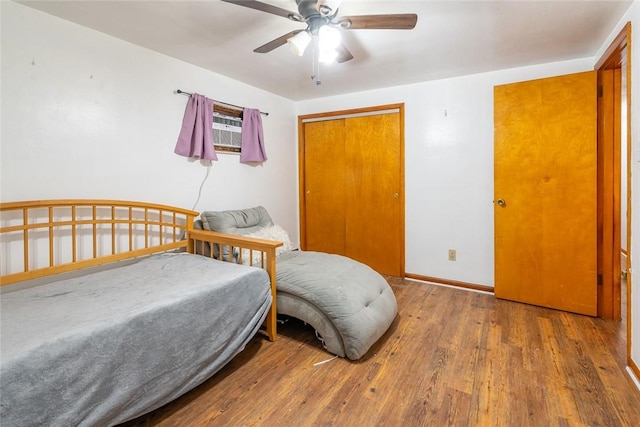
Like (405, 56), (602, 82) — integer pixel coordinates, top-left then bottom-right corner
(448, 249), (456, 261)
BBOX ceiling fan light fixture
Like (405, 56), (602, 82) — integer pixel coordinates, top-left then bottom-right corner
(319, 49), (339, 64)
(287, 30), (312, 56)
(318, 25), (341, 51)
(317, 25), (341, 63)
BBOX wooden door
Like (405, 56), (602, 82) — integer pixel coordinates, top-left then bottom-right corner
(300, 105), (405, 277)
(494, 71), (598, 316)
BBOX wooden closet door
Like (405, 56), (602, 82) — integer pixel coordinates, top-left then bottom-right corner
(345, 113), (402, 276)
(303, 119), (347, 255)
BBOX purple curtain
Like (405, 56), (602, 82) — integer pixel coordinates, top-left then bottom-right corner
(174, 93), (218, 161)
(240, 108), (267, 163)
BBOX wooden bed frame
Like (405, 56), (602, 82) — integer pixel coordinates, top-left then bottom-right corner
(0, 199), (282, 340)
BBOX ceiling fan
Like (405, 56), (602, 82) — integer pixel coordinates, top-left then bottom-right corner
(221, 0), (418, 64)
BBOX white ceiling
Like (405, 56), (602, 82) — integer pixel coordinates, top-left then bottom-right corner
(17, 0), (633, 101)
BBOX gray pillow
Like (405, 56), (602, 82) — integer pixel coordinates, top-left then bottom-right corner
(200, 206), (274, 235)
(198, 206), (275, 260)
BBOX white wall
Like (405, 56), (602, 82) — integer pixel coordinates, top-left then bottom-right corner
(594, 0), (640, 385)
(0, 1), (300, 242)
(296, 58), (592, 287)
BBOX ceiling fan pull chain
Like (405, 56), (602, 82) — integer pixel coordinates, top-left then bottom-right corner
(311, 40), (316, 82)
(312, 35), (322, 86)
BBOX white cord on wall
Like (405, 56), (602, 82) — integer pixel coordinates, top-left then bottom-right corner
(178, 165), (211, 242)
(191, 165), (211, 211)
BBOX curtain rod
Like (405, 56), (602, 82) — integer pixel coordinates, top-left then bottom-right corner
(175, 89), (269, 116)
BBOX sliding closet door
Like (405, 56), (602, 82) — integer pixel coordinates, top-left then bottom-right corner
(345, 113), (402, 276)
(302, 119), (347, 255)
(300, 105), (405, 277)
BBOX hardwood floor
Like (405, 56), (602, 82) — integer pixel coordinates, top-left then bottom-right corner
(122, 277), (640, 426)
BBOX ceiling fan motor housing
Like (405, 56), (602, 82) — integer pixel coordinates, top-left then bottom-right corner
(296, 0), (326, 18)
(294, 0), (342, 35)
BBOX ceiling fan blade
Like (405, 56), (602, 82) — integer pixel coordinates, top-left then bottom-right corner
(254, 30), (303, 53)
(221, 0), (304, 21)
(338, 14), (418, 30)
(335, 43), (354, 63)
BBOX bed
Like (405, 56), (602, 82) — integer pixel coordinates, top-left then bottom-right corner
(0, 200), (282, 426)
(197, 206), (398, 360)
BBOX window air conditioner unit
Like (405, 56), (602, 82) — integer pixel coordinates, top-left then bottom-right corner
(212, 113), (242, 152)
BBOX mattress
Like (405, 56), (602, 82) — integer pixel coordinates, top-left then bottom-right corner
(0, 252), (271, 427)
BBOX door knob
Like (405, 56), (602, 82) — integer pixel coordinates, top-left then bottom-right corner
(497, 198), (506, 207)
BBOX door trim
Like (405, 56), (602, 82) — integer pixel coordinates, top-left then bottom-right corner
(297, 104), (406, 275)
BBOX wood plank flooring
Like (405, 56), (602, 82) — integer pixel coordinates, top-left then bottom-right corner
(121, 277), (640, 426)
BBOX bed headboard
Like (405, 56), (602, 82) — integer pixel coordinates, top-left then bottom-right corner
(0, 200), (197, 285)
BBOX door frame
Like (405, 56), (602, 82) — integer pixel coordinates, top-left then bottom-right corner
(297, 103), (406, 274)
(594, 22), (631, 324)
(594, 22), (633, 376)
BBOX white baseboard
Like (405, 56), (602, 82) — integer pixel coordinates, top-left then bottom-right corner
(627, 366), (640, 391)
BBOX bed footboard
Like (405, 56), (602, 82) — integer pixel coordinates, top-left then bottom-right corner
(187, 229), (282, 341)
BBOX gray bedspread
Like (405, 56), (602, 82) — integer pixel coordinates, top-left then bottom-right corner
(0, 252), (271, 427)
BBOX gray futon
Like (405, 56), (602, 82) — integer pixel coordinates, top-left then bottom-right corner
(198, 206), (398, 360)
